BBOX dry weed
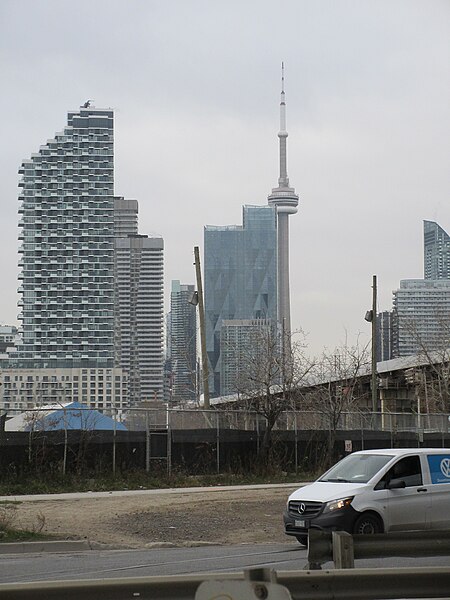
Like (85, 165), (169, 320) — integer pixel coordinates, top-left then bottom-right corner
(0, 503), (18, 531)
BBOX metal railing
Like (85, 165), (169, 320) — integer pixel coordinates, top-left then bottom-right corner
(307, 528), (450, 570)
(1, 566), (449, 599)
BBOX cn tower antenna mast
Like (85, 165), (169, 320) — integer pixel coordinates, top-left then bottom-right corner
(268, 62), (300, 337)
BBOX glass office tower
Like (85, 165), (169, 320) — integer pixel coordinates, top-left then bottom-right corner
(204, 205), (277, 396)
(169, 280), (198, 404)
(17, 107), (115, 368)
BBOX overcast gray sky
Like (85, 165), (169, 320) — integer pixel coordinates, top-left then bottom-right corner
(1, 0), (449, 356)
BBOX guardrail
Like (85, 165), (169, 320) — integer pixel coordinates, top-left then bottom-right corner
(307, 528), (450, 569)
(1, 566), (450, 599)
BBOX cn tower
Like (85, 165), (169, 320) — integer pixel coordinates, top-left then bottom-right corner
(268, 63), (299, 336)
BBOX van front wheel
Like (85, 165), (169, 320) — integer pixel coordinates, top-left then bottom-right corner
(296, 535), (308, 546)
(353, 513), (383, 535)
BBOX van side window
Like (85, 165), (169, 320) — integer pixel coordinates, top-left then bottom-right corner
(374, 456), (423, 490)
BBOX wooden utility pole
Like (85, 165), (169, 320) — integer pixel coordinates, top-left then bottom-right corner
(194, 246), (210, 409)
(371, 275), (378, 413)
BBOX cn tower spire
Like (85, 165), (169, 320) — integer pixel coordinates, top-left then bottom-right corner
(279, 61), (289, 186)
(268, 62), (300, 336)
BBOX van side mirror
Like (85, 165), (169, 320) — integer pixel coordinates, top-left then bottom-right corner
(387, 478), (406, 489)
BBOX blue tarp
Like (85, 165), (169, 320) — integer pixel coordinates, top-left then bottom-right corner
(6, 402), (127, 432)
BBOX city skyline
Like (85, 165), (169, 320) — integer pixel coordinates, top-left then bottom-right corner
(1, 1), (449, 357)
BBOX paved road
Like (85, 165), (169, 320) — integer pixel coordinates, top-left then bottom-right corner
(1, 543), (449, 584)
(0, 482), (306, 503)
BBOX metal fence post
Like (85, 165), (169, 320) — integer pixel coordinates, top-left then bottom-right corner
(145, 410), (150, 473)
(256, 415), (260, 458)
(294, 411), (298, 473)
(216, 411), (220, 475)
(63, 408), (68, 476)
(390, 413), (393, 448)
(360, 414), (364, 450)
(166, 406), (172, 477)
(112, 407), (117, 475)
(442, 414), (446, 448)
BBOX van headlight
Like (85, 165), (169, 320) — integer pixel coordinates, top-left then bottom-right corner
(323, 496), (354, 514)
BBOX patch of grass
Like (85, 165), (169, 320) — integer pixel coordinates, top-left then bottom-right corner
(0, 501), (51, 543)
(0, 529), (54, 543)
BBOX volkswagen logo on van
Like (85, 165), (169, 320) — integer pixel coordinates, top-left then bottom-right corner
(441, 458), (450, 478)
(298, 503), (306, 514)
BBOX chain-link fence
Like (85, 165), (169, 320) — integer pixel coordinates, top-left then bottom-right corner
(2, 407), (449, 475)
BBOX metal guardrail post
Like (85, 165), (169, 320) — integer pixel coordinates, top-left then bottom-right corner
(332, 531), (354, 568)
(306, 529), (332, 570)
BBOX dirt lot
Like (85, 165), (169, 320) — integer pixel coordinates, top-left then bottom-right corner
(12, 486), (301, 548)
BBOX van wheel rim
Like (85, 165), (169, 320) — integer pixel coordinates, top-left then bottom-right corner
(359, 521), (376, 534)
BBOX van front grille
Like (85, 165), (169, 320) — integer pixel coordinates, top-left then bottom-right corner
(288, 500), (323, 518)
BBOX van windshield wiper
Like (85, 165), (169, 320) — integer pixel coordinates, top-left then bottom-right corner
(321, 477), (350, 483)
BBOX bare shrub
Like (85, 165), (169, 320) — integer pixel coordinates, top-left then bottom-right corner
(31, 511), (46, 534)
(0, 503), (18, 532)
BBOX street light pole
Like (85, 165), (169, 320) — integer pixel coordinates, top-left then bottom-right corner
(371, 275), (378, 413)
(194, 246), (210, 409)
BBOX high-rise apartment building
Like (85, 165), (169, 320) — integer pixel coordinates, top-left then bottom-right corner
(113, 196), (165, 404)
(376, 311), (393, 362)
(424, 220), (450, 280)
(220, 319), (273, 396)
(392, 279), (450, 357)
(17, 107), (115, 369)
(204, 204), (277, 396)
(114, 235), (164, 404)
(1, 107), (136, 412)
(168, 280), (197, 404)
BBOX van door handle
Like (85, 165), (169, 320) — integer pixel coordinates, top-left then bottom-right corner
(417, 487), (428, 492)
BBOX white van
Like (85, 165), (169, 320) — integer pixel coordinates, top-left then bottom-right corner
(284, 448), (450, 545)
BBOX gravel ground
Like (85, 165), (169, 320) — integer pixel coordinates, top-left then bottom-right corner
(11, 486), (300, 548)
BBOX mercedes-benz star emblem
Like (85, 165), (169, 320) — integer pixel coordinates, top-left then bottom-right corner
(298, 503), (306, 514)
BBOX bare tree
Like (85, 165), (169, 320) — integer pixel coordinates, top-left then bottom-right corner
(225, 324), (314, 461)
(403, 315), (450, 414)
(169, 331), (199, 406)
(23, 403), (105, 475)
(303, 336), (371, 468)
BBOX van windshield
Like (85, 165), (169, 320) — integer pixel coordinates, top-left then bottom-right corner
(319, 454), (394, 484)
